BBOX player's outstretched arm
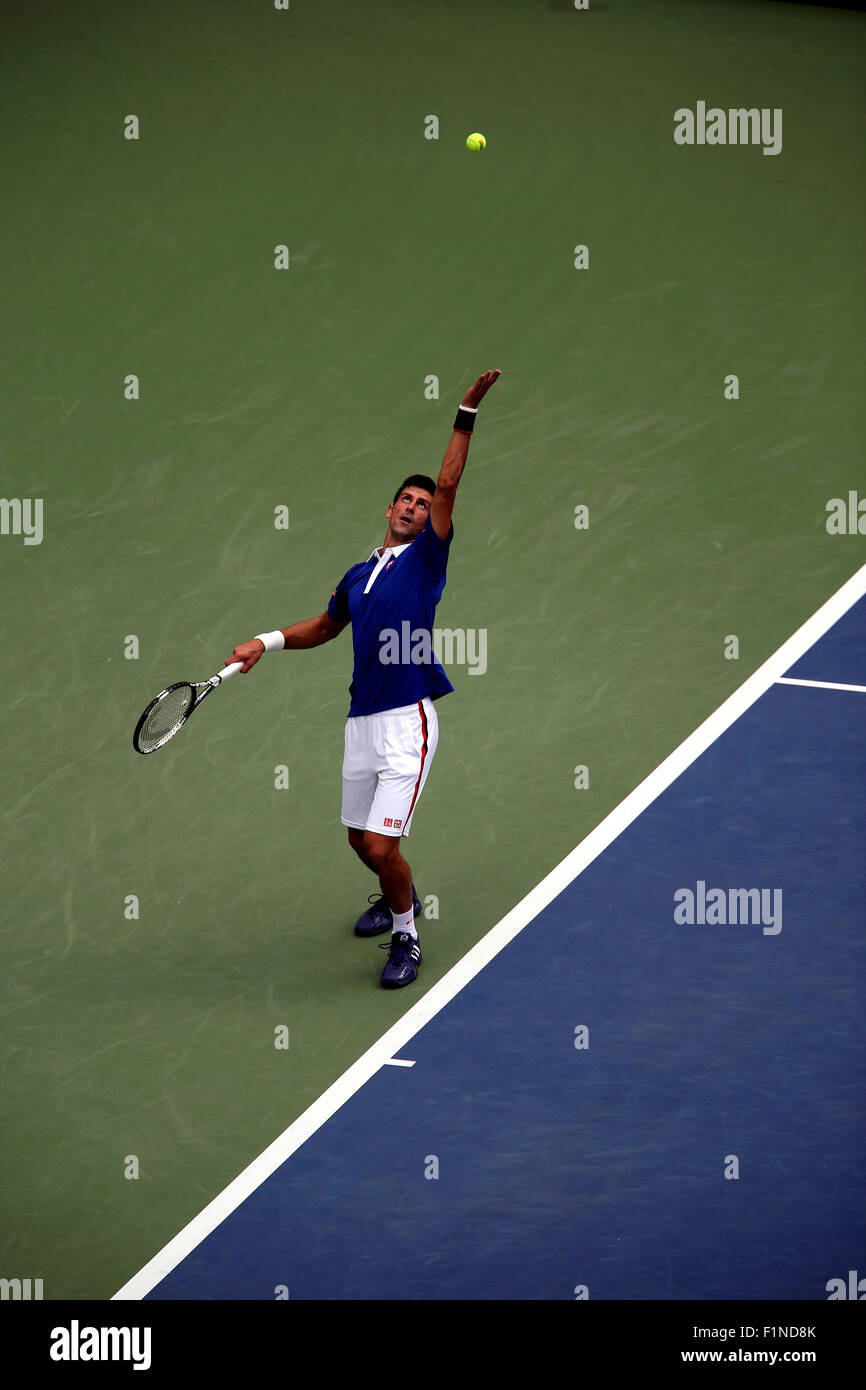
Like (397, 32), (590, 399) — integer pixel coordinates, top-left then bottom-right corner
(227, 612), (348, 672)
(431, 369), (501, 540)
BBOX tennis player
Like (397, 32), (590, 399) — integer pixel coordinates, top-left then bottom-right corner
(227, 369), (501, 988)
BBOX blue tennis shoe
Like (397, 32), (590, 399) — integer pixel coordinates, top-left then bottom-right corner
(354, 884), (422, 938)
(379, 932), (422, 988)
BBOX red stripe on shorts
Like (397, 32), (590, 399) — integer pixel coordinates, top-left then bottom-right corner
(405, 700), (429, 826)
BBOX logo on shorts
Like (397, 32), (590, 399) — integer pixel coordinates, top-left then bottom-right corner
(383, 817), (403, 829)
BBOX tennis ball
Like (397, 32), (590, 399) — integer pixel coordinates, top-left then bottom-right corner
(466, 132), (487, 152)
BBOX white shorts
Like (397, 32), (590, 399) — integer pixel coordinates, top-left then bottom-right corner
(341, 697), (439, 838)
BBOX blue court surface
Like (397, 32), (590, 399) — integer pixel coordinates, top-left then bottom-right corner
(127, 580), (865, 1301)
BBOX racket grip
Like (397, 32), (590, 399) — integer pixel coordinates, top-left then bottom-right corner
(213, 662), (244, 683)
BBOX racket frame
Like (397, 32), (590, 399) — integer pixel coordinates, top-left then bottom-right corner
(132, 663), (243, 755)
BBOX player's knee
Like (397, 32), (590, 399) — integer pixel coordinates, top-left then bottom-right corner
(362, 832), (400, 870)
(347, 827), (367, 857)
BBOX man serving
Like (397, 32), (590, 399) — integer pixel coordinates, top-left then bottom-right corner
(227, 368), (501, 988)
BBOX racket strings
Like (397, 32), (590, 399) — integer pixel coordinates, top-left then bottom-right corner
(138, 685), (193, 752)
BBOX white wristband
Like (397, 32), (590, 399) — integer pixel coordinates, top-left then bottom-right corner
(459, 403), (478, 412)
(255, 630), (285, 653)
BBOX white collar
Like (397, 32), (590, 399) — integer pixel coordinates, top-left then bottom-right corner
(367, 541), (410, 562)
(363, 541), (410, 595)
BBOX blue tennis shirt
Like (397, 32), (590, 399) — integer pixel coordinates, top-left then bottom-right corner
(328, 513), (455, 717)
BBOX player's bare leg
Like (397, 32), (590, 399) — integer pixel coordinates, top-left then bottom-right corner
(359, 831), (412, 915)
(349, 828), (422, 940)
(358, 831), (422, 989)
(348, 827), (412, 909)
(347, 826), (377, 872)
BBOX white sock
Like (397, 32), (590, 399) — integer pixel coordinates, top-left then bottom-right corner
(392, 906), (417, 939)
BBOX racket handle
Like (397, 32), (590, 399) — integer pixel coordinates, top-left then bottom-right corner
(212, 662), (244, 683)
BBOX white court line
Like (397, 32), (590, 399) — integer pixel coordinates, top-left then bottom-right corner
(112, 562), (866, 1301)
(384, 1058), (416, 1068)
(777, 677), (866, 694)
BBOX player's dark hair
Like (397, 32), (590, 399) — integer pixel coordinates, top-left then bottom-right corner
(392, 474), (437, 506)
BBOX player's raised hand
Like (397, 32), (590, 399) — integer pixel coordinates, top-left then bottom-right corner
(462, 369), (501, 409)
(226, 639), (265, 673)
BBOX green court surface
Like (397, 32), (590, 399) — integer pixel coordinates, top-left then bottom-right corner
(0, 0), (863, 1299)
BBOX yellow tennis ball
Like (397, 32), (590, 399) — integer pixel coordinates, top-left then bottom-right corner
(466, 132), (487, 152)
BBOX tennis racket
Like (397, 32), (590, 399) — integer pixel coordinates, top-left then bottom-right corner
(132, 662), (243, 754)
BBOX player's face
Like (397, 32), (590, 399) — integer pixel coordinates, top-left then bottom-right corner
(386, 488), (433, 541)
